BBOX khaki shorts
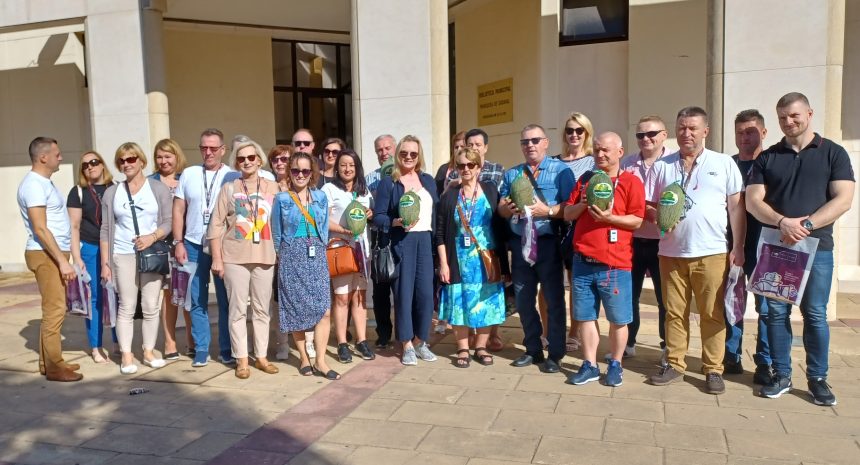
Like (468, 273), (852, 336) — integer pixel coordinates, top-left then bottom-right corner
(331, 272), (367, 295)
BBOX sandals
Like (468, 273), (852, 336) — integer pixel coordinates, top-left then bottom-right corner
(298, 365), (314, 376)
(473, 347), (494, 366)
(312, 365), (341, 380)
(566, 337), (581, 353)
(488, 334), (504, 352)
(455, 349), (471, 368)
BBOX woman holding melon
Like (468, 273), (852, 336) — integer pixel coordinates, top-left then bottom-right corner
(372, 135), (439, 366)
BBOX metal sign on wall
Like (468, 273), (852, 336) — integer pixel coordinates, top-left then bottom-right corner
(477, 78), (513, 125)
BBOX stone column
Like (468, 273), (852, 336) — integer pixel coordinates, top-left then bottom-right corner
(141, 0), (170, 150)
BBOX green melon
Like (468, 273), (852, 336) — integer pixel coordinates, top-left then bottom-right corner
(398, 191), (421, 227)
(345, 199), (367, 236)
(657, 183), (686, 234)
(509, 174), (536, 210)
(380, 158), (395, 178)
(586, 170), (614, 211)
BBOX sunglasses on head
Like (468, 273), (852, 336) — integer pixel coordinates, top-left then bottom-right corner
(399, 151), (419, 160)
(81, 159), (102, 170)
(293, 140), (313, 147)
(519, 137), (545, 146)
(323, 148), (340, 156)
(119, 156), (139, 166)
(236, 154), (257, 164)
(271, 155), (289, 165)
(290, 168), (313, 177)
(565, 127), (586, 136)
(636, 130), (665, 140)
(198, 145), (223, 153)
(456, 162), (478, 170)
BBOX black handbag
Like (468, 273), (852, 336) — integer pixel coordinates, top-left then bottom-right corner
(370, 239), (398, 284)
(123, 181), (170, 275)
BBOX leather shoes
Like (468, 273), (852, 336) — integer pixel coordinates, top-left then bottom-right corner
(512, 354), (544, 367)
(542, 359), (561, 373)
(65, 363), (81, 371)
(46, 368), (83, 382)
(254, 359), (279, 374)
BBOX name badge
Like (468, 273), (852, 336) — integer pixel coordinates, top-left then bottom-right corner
(608, 229), (618, 243)
(463, 236), (471, 247)
(203, 210), (211, 225)
(252, 230), (261, 244)
(308, 245), (316, 257)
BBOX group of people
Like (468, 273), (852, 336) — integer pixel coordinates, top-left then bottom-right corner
(17, 91), (853, 407)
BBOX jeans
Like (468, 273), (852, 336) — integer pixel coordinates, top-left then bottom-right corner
(80, 241), (117, 349)
(724, 293), (771, 367)
(509, 235), (566, 361)
(766, 250), (833, 379)
(185, 240), (230, 359)
(629, 238), (666, 348)
(571, 254), (633, 325)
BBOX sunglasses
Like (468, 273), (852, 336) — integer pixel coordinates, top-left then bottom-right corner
(635, 130), (665, 140)
(119, 156), (139, 165)
(565, 127), (586, 136)
(323, 149), (340, 156)
(271, 155), (289, 165)
(399, 151), (419, 160)
(293, 140), (313, 147)
(456, 162), (478, 170)
(519, 137), (545, 146)
(236, 154), (258, 164)
(290, 168), (313, 177)
(81, 159), (102, 170)
(199, 145), (223, 153)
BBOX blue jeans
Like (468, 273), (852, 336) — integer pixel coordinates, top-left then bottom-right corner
(185, 240), (231, 359)
(725, 293), (771, 367)
(81, 241), (117, 348)
(509, 235), (566, 361)
(766, 250), (832, 379)
(630, 238), (666, 347)
(571, 255), (633, 325)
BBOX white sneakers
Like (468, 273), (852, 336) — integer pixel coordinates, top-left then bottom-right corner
(120, 364), (139, 375)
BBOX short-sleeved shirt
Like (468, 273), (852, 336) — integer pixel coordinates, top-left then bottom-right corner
(320, 183), (372, 242)
(732, 155), (764, 275)
(175, 164), (236, 245)
(499, 155), (575, 237)
(67, 184), (109, 244)
(747, 134), (855, 251)
(648, 149), (743, 258)
(113, 180), (160, 255)
(568, 171), (645, 269)
(17, 171), (71, 251)
(554, 154), (595, 185)
(620, 148), (669, 240)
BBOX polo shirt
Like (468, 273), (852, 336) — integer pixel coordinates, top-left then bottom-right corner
(648, 149), (743, 258)
(747, 133), (855, 250)
(499, 155), (575, 237)
(732, 155), (764, 275)
(620, 148), (668, 240)
(568, 171), (645, 269)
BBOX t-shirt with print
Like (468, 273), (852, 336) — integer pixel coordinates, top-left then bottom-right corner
(320, 182), (372, 242)
(206, 178), (277, 265)
(17, 171), (71, 251)
(68, 184), (109, 244)
(175, 164), (236, 245)
(113, 180), (160, 255)
(568, 171), (645, 269)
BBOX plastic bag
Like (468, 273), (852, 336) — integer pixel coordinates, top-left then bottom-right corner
(171, 260), (196, 311)
(101, 279), (118, 328)
(747, 228), (819, 306)
(65, 264), (91, 317)
(724, 265), (746, 326)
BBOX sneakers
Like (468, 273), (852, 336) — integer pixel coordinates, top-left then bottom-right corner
(605, 360), (623, 387)
(218, 355), (237, 366)
(375, 339), (391, 349)
(415, 342), (438, 362)
(401, 347), (418, 366)
(808, 378), (837, 406)
(191, 353), (209, 367)
(355, 340), (376, 360)
(705, 372), (726, 395)
(650, 365), (684, 386)
(760, 373), (792, 399)
(604, 345), (635, 363)
(753, 365), (773, 386)
(337, 343), (353, 363)
(568, 360), (600, 385)
(724, 358), (744, 375)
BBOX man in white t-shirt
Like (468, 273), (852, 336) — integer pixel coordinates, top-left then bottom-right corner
(173, 128), (237, 367)
(17, 137), (82, 382)
(646, 107), (745, 396)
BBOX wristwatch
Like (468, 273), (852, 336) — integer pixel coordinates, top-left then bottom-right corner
(802, 219), (815, 231)
(172, 239), (184, 246)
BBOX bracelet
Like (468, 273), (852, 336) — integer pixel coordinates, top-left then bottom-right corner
(777, 216), (785, 228)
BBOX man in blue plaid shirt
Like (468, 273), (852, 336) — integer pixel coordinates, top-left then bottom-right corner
(445, 128), (505, 189)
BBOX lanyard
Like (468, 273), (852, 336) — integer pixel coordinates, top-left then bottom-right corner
(458, 185), (479, 226)
(202, 164), (222, 214)
(607, 174), (621, 211)
(678, 153), (702, 192)
(87, 185), (103, 227)
(288, 190), (319, 240)
(240, 177), (261, 232)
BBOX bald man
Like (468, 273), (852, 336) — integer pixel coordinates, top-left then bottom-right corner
(563, 132), (645, 387)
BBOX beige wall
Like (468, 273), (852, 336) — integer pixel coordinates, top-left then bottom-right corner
(163, 27), (276, 157)
(839, 0), (860, 284)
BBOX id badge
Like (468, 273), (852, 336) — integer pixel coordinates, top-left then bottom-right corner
(512, 215), (519, 225)
(308, 245), (316, 257)
(463, 235), (471, 247)
(608, 229), (618, 243)
(203, 210), (211, 225)
(252, 230), (261, 244)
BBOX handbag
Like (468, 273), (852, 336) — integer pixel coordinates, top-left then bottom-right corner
(456, 202), (502, 283)
(123, 181), (170, 275)
(371, 235), (399, 284)
(326, 238), (360, 277)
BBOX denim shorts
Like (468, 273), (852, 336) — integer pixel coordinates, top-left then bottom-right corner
(571, 254), (633, 325)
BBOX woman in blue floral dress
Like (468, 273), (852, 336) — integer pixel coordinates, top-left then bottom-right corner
(435, 148), (506, 367)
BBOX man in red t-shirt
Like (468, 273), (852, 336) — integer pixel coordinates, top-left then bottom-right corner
(563, 132), (645, 387)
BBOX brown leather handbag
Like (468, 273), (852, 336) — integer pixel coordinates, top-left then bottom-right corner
(326, 238), (360, 277)
(456, 204), (502, 283)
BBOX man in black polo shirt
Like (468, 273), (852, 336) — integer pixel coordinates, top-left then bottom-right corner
(746, 92), (855, 406)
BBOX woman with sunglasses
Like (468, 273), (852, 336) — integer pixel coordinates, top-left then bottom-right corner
(316, 137), (345, 188)
(148, 138), (194, 360)
(320, 149), (375, 363)
(100, 143), (173, 374)
(272, 153), (340, 380)
(68, 151), (118, 363)
(207, 140), (279, 379)
(372, 135), (439, 366)
(436, 148), (506, 367)
(268, 144), (295, 361)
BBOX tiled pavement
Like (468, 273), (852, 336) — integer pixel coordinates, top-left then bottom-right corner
(1, 271), (860, 465)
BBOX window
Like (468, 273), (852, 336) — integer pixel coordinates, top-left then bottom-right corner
(559, 0), (628, 46)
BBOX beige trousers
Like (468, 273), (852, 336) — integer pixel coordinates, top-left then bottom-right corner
(113, 254), (163, 353)
(224, 263), (274, 358)
(25, 250), (71, 373)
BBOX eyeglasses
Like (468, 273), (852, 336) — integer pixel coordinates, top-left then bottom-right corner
(290, 168), (313, 177)
(519, 137), (546, 146)
(565, 127), (586, 136)
(293, 140), (313, 147)
(199, 145), (223, 153)
(635, 130), (665, 140)
(271, 156), (289, 165)
(118, 156), (139, 165)
(81, 159), (102, 170)
(323, 149), (340, 156)
(456, 162), (478, 170)
(399, 151), (419, 160)
(236, 154), (258, 163)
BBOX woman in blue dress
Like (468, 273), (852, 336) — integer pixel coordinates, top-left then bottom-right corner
(435, 148), (506, 368)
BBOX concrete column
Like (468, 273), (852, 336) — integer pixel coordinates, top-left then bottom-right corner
(141, 0), (170, 149)
(350, 0), (449, 172)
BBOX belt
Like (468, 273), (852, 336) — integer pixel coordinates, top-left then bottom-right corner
(574, 253), (602, 264)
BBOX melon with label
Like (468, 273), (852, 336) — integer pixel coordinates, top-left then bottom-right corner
(657, 183), (686, 234)
(586, 170), (614, 211)
(380, 158), (395, 178)
(510, 174), (536, 210)
(345, 199), (367, 236)
(398, 191), (421, 227)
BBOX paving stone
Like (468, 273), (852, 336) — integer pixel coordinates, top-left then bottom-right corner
(0, 411), (39, 435)
(532, 435), (663, 465)
(416, 426), (538, 463)
(133, 358), (230, 384)
(716, 387), (836, 415)
(466, 459), (528, 465)
(371, 381), (466, 404)
(103, 454), (204, 465)
(517, 374), (610, 396)
(779, 411), (860, 436)
(240, 413), (339, 455)
(389, 400), (499, 429)
(726, 457), (799, 465)
(341, 446), (468, 465)
(832, 393), (860, 417)
(725, 430), (860, 464)
(665, 403), (784, 432)
(456, 388), (560, 413)
(81, 424), (204, 456)
(390, 367), (436, 383)
(664, 448), (727, 465)
(612, 378), (719, 406)
(2, 415), (120, 447)
(320, 418), (431, 450)
(427, 370), (522, 390)
(171, 385), (305, 412)
(556, 394), (664, 422)
(207, 447), (293, 465)
(286, 442), (356, 465)
(347, 398), (403, 420)
(603, 418), (655, 445)
(490, 408), (603, 439)
(170, 405), (281, 434)
(0, 437), (118, 465)
(172, 431), (245, 460)
(654, 423), (728, 453)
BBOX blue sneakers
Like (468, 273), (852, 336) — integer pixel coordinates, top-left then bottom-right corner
(568, 360), (600, 385)
(605, 359), (623, 387)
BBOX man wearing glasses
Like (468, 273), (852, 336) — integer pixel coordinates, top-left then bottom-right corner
(173, 128), (235, 367)
(619, 115), (670, 365)
(499, 125), (575, 373)
(291, 129), (315, 155)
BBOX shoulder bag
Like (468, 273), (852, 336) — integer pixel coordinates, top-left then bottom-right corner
(370, 234), (398, 283)
(124, 181), (170, 275)
(326, 238), (360, 277)
(456, 202), (501, 283)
